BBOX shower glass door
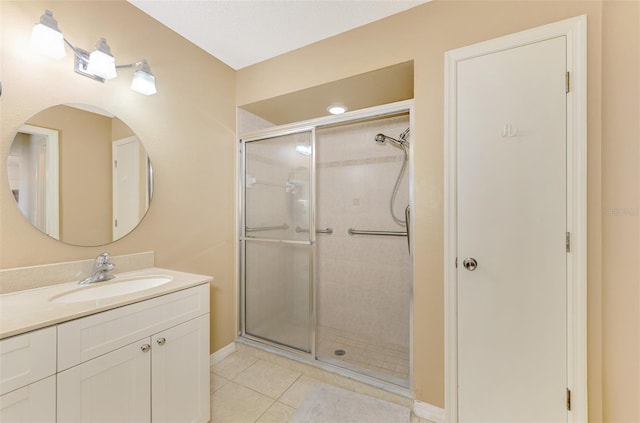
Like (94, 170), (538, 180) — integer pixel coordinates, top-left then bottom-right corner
(241, 129), (315, 353)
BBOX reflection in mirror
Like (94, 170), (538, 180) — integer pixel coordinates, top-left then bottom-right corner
(8, 104), (153, 246)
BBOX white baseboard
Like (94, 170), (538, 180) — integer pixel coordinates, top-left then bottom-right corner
(413, 400), (445, 423)
(210, 342), (236, 366)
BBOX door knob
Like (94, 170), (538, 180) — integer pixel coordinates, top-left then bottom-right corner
(463, 257), (478, 271)
(156, 337), (166, 345)
(141, 344), (151, 352)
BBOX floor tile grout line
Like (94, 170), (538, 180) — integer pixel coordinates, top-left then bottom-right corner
(230, 358), (304, 401)
(231, 356), (261, 381)
(246, 367), (303, 423)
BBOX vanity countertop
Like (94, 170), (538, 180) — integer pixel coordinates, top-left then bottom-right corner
(0, 267), (212, 340)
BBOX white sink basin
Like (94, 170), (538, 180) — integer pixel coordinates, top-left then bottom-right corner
(51, 276), (173, 303)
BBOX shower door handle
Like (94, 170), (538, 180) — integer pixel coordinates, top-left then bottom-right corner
(405, 205), (411, 255)
(295, 226), (333, 235)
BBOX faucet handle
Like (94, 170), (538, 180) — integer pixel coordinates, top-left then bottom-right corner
(96, 252), (111, 265)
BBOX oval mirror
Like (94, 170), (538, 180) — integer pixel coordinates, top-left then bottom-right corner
(7, 104), (153, 246)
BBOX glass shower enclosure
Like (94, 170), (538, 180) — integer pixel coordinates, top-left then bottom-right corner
(241, 128), (315, 353)
(240, 101), (413, 388)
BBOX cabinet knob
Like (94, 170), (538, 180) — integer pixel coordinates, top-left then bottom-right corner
(141, 344), (151, 352)
(156, 337), (166, 346)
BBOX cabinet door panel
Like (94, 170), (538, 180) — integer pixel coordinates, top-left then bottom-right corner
(0, 375), (56, 422)
(58, 340), (151, 423)
(0, 326), (56, 395)
(152, 315), (210, 423)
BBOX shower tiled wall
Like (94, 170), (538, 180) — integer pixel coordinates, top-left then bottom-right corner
(316, 115), (411, 349)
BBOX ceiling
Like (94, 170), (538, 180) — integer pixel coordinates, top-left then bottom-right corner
(127, 0), (429, 70)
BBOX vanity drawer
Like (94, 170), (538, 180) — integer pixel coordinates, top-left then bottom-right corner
(0, 326), (56, 396)
(57, 284), (209, 371)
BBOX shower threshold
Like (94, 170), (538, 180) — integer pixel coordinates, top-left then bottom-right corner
(236, 335), (412, 399)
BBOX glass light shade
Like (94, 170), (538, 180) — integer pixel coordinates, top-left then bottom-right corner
(31, 23), (66, 59)
(131, 70), (157, 95)
(327, 104), (347, 115)
(86, 49), (117, 80)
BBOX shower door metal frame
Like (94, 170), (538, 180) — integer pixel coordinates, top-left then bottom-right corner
(239, 125), (317, 356)
(238, 99), (415, 389)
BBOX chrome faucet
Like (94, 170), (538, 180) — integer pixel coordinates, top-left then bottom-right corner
(78, 253), (115, 285)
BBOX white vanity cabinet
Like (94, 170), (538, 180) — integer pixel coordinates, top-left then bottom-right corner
(0, 327), (57, 422)
(56, 283), (210, 423)
(150, 314), (210, 423)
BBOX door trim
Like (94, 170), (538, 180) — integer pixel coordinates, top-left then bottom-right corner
(444, 15), (587, 423)
(112, 136), (141, 240)
(17, 124), (60, 239)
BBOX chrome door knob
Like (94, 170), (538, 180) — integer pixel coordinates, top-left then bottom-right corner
(463, 257), (478, 271)
(156, 337), (166, 346)
(141, 344), (151, 352)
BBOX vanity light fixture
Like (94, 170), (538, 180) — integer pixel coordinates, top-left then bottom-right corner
(327, 104), (348, 115)
(30, 10), (66, 60)
(85, 38), (117, 81)
(129, 61), (157, 96)
(31, 10), (157, 95)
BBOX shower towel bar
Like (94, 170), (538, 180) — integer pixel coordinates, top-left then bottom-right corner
(245, 224), (289, 232)
(348, 228), (407, 237)
(295, 226), (333, 234)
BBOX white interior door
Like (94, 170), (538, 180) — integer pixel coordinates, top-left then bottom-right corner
(113, 137), (141, 239)
(9, 125), (59, 239)
(456, 37), (568, 422)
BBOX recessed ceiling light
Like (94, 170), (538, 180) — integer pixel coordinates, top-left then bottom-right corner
(327, 104), (348, 115)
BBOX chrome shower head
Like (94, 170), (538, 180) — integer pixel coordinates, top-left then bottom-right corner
(374, 133), (406, 148)
(375, 133), (388, 144)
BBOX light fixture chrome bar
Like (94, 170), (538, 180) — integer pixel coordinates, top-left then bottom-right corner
(295, 226), (333, 234)
(116, 61), (144, 69)
(245, 224), (289, 232)
(348, 228), (407, 237)
(72, 46), (105, 82)
(63, 38), (85, 60)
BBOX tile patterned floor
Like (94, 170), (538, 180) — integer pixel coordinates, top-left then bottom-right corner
(209, 345), (431, 423)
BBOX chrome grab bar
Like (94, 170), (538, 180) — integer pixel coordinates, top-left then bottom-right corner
(348, 228), (407, 237)
(295, 226), (333, 234)
(245, 224), (289, 233)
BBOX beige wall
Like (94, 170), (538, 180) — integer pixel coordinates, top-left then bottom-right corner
(27, 106), (113, 245)
(0, 1), (237, 354)
(237, 0), (639, 421)
(601, 1), (640, 422)
(112, 116), (135, 140)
